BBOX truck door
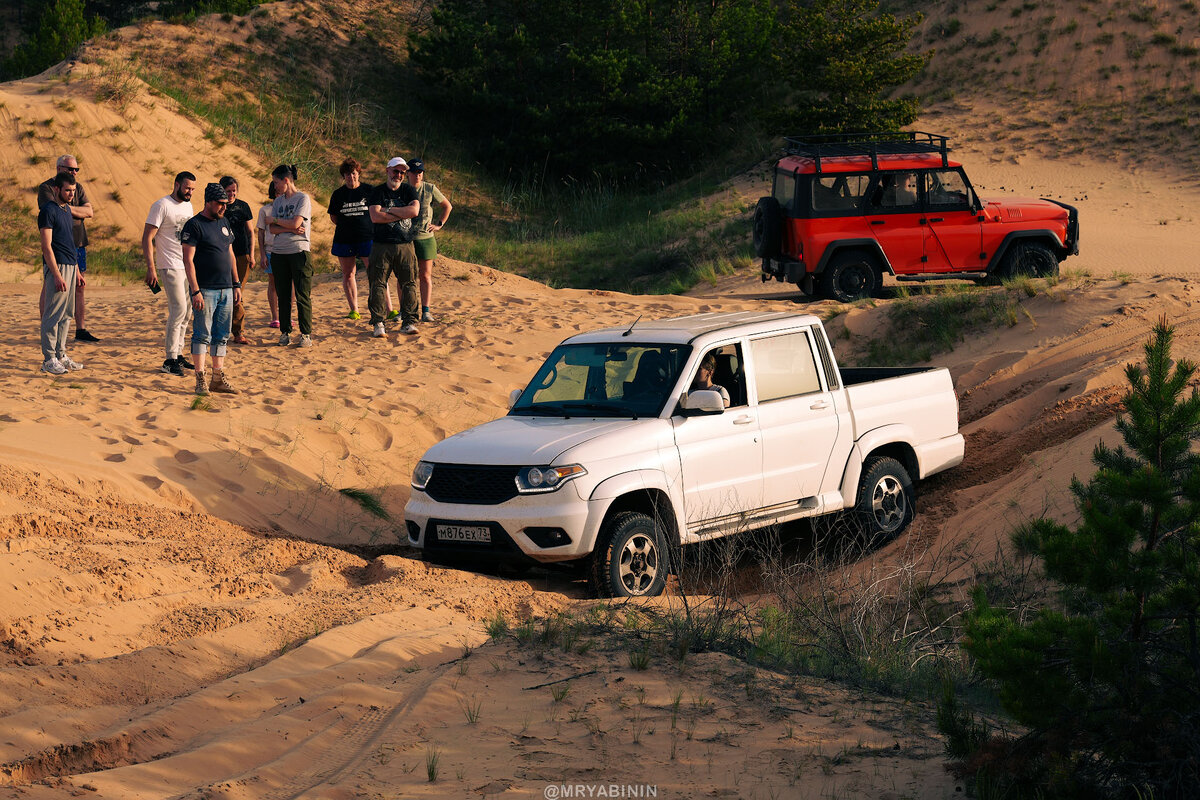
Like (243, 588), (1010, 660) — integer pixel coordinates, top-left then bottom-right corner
(673, 344), (763, 528)
(922, 169), (983, 272)
(748, 330), (841, 507)
(864, 171), (924, 275)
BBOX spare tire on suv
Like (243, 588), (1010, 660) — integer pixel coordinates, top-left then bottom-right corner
(752, 197), (782, 259)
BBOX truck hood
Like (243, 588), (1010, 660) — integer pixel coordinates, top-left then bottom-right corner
(422, 416), (648, 465)
(980, 196), (1069, 224)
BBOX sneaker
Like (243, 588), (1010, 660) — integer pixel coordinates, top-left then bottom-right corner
(400, 323), (418, 336)
(162, 358), (183, 376)
(60, 355), (83, 371)
(194, 369), (209, 396)
(279, 333), (290, 346)
(74, 329), (100, 343)
(421, 310), (436, 323)
(387, 310), (400, 320)
(176, 354), (195, 371)
(269, 320), (280, 329)
(347, 311), (362, 320)
(41, 357), (67, 375)
(372, 322), (386, 338)
(209, 370), (237, 394)
(298, 334), (313, 348)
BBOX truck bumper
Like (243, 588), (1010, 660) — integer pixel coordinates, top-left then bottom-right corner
(915, 433), (965, 479)
(404, 486), (603, 563)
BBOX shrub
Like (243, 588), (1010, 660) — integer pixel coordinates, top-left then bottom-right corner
(958, 319), (1200, 797)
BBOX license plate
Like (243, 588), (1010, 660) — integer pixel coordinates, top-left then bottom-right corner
(438, 524), (491, 543)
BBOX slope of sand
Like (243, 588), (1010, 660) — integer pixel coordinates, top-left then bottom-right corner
(5, 20), (1200, 799)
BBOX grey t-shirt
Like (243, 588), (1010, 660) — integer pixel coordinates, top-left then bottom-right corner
(270, 191), (312, 254)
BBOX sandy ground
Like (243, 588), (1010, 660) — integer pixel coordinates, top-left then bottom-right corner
(4, 36), (1200, 800)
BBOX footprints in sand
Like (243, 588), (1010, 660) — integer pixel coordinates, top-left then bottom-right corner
(104, 454), (126, 463)
(174, 450), (199, 465)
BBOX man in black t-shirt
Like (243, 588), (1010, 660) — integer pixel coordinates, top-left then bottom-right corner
(37, 172), (85, 374)
(220, 176), (256, 344)
(366, 157), (421, 337)
(182, 183), (241, 396)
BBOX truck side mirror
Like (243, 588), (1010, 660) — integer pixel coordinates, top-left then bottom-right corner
(507, 389), (522, 410)
(681, 389), (726, 414)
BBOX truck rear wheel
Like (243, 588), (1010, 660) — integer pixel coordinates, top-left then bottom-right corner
(856, 457), (914, 541)
(589, 512), (668, 598)
(821, 251), (878, 302)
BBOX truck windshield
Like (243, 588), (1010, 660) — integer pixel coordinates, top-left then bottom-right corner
(510, 343), (692, 418)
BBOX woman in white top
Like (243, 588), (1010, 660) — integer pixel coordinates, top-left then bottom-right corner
(267, 164), (313, 347)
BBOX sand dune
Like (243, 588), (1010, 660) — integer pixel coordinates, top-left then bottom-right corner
(4, 19), (1200, 797)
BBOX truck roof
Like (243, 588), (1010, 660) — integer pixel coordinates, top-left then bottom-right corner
(563, 311), (822, 346)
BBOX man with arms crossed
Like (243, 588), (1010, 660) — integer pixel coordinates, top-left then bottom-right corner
(38, 172), (85, 374)
(37, 154), (98, 342)
(182, 183), (241, 396)
(367, 157), (421, 337)
(144, 172), (197, 376)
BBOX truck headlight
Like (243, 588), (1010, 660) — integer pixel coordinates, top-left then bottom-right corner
(516, 464), (586, 493)
(411, 461), (434, 490)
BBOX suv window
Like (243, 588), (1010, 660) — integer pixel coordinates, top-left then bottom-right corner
(925, 169), (971, 210)
(773, 170), (797, 213)
(750, 332), (822, 402)
(812, 174), (870, 213)
(872, 171), (920, 210)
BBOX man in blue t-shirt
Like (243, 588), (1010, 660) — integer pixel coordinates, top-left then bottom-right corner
(182, 183), (242, 396)
(367, 157), (420, 337)
(38, 172), (85, 374)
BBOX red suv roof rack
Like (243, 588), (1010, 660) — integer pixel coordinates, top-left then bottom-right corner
(783, 131), (950, 173)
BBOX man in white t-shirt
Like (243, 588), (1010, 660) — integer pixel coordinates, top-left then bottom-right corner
(143, 172), (197, 376)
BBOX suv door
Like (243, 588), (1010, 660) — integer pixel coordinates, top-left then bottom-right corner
(922, 168), (983, 272)
(864, 171), (924, 275)
(748, 330), (841, 508)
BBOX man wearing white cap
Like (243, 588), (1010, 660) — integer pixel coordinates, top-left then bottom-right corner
(366, 157), (421, 336)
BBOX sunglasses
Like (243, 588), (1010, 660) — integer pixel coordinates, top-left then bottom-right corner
(64, 167), (80, 172)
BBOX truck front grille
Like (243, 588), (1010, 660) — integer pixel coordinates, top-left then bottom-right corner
(426, 465), (520, 505)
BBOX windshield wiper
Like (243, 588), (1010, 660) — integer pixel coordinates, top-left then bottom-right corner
(512, 403), (570, 417)
(560, 402), (641, 418)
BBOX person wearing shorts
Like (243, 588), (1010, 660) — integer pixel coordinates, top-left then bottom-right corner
(328, 157), (374, 320)
(405, 159), (452, 323)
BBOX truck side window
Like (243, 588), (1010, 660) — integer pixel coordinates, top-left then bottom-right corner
(751, 333), (822, 402)
(691, 344), (745, 407)
(812, 174), (869, 212)
(924, 169), (971, 210)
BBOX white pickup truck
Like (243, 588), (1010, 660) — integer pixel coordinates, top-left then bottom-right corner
(405, 311), (964, 597)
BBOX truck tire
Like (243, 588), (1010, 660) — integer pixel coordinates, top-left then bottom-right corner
(821, 251), (878, 302)
(752, 197), (782, 259)
(855, 457), (914, 541)
(589, 511), (668, 598)
(1000, 241), (1058, 280)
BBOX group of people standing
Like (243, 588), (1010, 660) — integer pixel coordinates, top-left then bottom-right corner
(36, 153), (452, 396)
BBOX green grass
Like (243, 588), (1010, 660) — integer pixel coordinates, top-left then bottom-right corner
(338, 487), (390, 520)
(857, 284), (1025, 365)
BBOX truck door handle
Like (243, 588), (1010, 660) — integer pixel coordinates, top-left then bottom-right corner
(929, 217), (944, 222)
(870, 220), (885, 225)
(809, 399), (831, 410)
(733, 415), (754, 425)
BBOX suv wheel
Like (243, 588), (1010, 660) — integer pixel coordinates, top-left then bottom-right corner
(589, 511), (669, 598)
(1000, 242), (1058, 280)
(821, 251), (878, 302)
(752, 197), (782, 259)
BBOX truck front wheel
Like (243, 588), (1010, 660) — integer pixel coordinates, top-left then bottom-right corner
(1000, 242), (1058, 280)
(590, 512), (669, 598)
(856, 457), (914, 541)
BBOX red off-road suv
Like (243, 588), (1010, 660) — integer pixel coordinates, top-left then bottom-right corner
(752, 132), (1080, 302)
